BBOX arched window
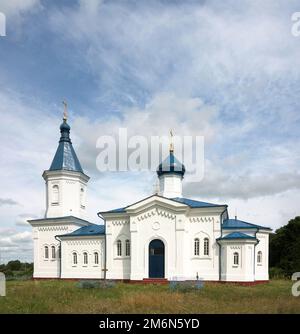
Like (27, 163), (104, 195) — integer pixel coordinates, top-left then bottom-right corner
(125, 239), (130, 256)
(257, 251), (262, 264)
(51, 246), (56, 259)
(94, 252), (99, 265)
(73, 252), (77, 265)
(233, 252), (239, 265)
(204, 238), (209, 256)
(44, 246), (49, 259)
(194, 238), (200, 256)
(83, 252), (88, 265)
(52, 185), (59, 204)
(117, 240), (122, 257)
(80, 188), (85, 208)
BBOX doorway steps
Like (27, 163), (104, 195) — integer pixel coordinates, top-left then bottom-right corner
(142, 278), (168, 284)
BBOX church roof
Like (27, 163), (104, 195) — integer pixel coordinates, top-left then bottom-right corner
(49, 119), (84, 173)
(156, 151), (185, 177)
(222, 219), (271, 230)
(100, 196), (226, 214)
(217, 232), (257, 241)
(170, 197), (225, 208)
(57, 224), (105, 238)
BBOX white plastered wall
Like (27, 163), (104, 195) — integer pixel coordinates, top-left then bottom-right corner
(60, 236), (105, 279)
(31, 221), (88, 278)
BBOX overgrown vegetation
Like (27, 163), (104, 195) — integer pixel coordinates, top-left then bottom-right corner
(269, 216), (300, 278)
(0, 260), (33, 280)
(0, 280), (298, 314)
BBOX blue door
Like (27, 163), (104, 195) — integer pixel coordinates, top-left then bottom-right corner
(149, 239), (165, 278)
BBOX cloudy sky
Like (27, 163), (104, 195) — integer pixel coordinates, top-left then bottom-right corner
(0, 0), (300, 262)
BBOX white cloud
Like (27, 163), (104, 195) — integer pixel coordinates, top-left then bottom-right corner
(15, 214), (37, 226)
(0, 229), (32, 262)
(0, 198), (19, 206)
(1, 1), (300, 261)
(0, 0), (41, 17)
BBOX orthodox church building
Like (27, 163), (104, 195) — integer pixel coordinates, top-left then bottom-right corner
(28, 115), (271, 282)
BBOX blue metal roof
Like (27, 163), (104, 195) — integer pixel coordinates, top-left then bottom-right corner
(222, 219), (271, 230)
(217, 232), (257, 241)
(28, 215), (92, 225)
(157, 151), (185, 177)
(170, 197), (226, 208)
(49, 120), (84, 173)
(100, 196), (226, 214)
(58, 224), (105, 238)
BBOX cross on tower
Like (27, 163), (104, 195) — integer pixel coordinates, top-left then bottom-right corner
(169, 129), (174, 152)
(62, 100), (68, 121)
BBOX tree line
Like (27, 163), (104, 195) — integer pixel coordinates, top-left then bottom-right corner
(269, 216), (300, 278)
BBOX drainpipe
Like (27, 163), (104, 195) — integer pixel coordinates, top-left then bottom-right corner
(55, 235), (62, 278)
(253, 228), (260, 281)
(97, 212), (107, 280)
(218, 207), (228, 281)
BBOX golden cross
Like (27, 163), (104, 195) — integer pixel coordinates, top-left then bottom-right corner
(169, 129), (174, 152)
(62, 100), (68, 121)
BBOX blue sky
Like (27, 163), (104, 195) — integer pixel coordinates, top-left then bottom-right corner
(0, 0), (300, 262)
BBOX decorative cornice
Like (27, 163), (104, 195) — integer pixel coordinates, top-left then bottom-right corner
(189, 216), (214, 223)
(136, 207), (176, 221)
(66, 239), (103, 246)
(38, 225), (68, 232)
(111, 220), (130, 226)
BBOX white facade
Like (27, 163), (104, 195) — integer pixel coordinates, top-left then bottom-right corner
(158, 174), (183, 198)
(29, 118), (271, 283)
(43, 170), (89, 219)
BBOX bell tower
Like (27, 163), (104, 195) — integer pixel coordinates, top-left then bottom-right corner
(43, 103), (90, 219)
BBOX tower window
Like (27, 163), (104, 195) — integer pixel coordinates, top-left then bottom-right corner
(52, 185), (59, 205)
(51, 246), (56, 259)
(73, 252), (77, 265)
(204, 238), (209, 256)
(233, 252), (239, 266)
(80, 188), (85, 209)
(83, 252), (88, 265)
(125, 239), (130, 257)
(117, 240), (122, 257)
(257, 251), (262, 264)
(44, 246), (49, 259)
(194, 238), (200, 256)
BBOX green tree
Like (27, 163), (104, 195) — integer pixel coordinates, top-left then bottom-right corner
(6, 260), (22, 271)
(270, 216), (300, 277)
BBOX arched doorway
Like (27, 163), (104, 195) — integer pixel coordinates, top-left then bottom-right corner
(149, 239), (165, 278)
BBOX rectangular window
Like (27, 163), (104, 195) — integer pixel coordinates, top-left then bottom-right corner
(125, 240), (130, 256)
(117, 240), (122, 256)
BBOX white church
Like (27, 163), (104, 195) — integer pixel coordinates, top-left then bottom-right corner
(28, 115), (271, 283)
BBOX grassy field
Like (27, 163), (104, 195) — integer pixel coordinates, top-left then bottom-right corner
(0, 279), (299, 314)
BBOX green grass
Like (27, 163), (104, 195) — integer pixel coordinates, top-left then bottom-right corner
(0, 280), (299, 314)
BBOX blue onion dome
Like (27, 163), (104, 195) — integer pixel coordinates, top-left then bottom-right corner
(59, 119), (71, 142)
(157, 151), (185, 177)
